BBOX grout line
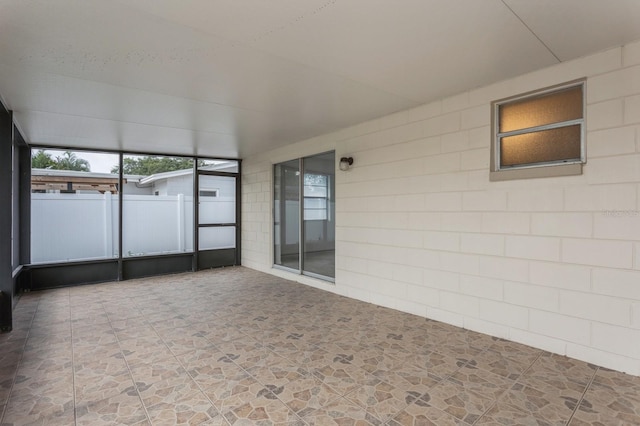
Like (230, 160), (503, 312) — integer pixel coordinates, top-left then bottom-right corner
(500, 0), (561, 62)
(511, 349), (544, 388)
(566, 366), (599, 425)
(473, 400), (497, 425)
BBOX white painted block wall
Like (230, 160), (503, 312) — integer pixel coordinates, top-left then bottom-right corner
(241, 40), (640, 375)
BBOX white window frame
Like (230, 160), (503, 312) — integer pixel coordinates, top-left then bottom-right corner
(490, 79), (586, 181)
(303, 173), (329, 221)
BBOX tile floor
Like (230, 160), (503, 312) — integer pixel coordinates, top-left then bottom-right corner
(1, 266), (639, 425)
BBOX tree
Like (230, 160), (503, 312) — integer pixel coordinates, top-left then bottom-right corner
(32, 150), (91, 172)
(54, 151), (90, 172)
(31, 150), (55, 169)
(111, 156), (199, 175)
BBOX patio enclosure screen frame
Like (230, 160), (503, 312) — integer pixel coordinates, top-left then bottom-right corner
(25, 146), (241, 290)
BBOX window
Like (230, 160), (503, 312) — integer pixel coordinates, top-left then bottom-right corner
(491, 80), (585, 181)
(304, 173), (329, 220)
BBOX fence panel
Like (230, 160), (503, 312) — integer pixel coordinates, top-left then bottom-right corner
(122, 194), (194, 257)
(31, 193), (237, 263)
(31, 193), (117, 263)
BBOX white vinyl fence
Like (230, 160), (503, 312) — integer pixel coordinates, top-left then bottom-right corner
(121, 194), (195, 257)
(31, 193), (235, 264)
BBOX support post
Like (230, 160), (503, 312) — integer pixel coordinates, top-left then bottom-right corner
(0, 108), (13, 331)
(18, 141), (31, 267)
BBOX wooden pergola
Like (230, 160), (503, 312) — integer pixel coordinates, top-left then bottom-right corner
(31, 175), (125, 193)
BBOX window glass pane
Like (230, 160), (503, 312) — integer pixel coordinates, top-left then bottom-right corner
(198, 159), (238, 173)
(303, 152), (335, 278)
(199, 175), (235, 224)
(304, 209), (327, 221)
(199, 226), (235, 250)
(304, 186), (327, 198)
(31, 149), (119, 263)
(499, 86), (582, 133)
(304, 173), (327, 186)
(122, 154), (194, 257)
(304, 198), (326, 209)
(274, 160), (300, 271)
(500, 124), (581, 167)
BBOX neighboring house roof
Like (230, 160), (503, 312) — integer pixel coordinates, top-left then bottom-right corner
(31, 169), (143, 193)
(32, 168), (143, 181)
(31, 168), (148, 193)
(137, 169), (191, 187)
(137, 162), (237, 187)
(32, 161), (236, 190)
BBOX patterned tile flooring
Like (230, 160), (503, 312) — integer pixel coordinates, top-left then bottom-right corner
(1, 266), (639, 425)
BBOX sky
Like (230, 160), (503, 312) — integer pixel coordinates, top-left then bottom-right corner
(35, 149), (131, 174)
(33, 149), (229, 174)
(74, 151), (119, 173)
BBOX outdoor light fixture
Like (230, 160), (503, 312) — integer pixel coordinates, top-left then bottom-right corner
(339, 156), (354, 171)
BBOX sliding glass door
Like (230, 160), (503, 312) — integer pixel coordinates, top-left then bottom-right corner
(274, 152), (335, 280)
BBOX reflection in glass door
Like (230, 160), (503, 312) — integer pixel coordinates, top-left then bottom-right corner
(274, 152), (335, 280)
(197, 172), (239, 269)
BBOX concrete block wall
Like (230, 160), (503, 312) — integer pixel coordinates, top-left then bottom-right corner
(242, 39), (640, 375)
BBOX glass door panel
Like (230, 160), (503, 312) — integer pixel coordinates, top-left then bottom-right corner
(273, 160), (300, 271)
(303, 152), (335, 278)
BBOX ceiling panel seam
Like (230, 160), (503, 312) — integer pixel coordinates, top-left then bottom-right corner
(502, 0), (561, 62)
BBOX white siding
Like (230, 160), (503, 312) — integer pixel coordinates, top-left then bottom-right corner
(241, 40), (640, 376)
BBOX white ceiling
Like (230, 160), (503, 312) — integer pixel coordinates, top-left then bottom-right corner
(1, 0), (640, 159)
